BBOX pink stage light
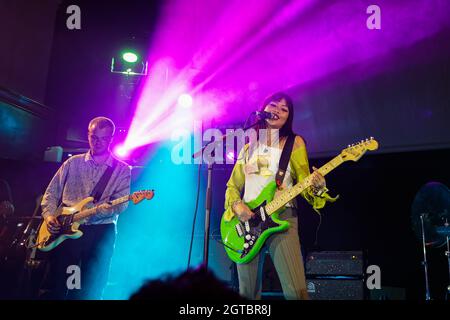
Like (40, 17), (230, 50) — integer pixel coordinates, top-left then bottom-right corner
(178, 93), (193, 108)
(114, 145), (129, 159)
(121, 0), (450, 153)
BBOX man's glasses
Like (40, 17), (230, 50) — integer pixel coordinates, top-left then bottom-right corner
(89, 134), (113, 143)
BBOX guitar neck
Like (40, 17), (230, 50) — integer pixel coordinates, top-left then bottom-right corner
(73, 195), (131, 222)
(265, 154), (344, 215)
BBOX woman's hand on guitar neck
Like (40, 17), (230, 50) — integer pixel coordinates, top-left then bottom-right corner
(311, 166), (326, 195)
(45, 215), (61, 234)
(233, 201), (254, 222)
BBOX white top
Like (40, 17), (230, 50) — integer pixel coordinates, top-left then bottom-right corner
(242, 142), (294, 206)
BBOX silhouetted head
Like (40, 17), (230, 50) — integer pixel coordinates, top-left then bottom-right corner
(130, 265), (245, 301)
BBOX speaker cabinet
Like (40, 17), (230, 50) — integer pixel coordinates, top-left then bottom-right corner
(305, 251), (364, 276)
(306, 278), (364, 300)
(306, 251), (366, 300)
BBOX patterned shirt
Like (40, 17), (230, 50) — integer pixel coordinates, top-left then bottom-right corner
(41, 151), (131, 225)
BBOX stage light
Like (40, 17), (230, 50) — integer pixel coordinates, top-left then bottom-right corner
(114, 145), (129, 158)
(111, 49), (148, 76)
(123, 52), (138, 63)
(178, 93), (193, 108)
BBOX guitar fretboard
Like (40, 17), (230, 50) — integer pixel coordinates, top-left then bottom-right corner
(73, 194), (131, 222)
(265, 155), (344, 215)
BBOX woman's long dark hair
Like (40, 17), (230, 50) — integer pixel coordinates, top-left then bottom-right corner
(245, 92), (302, 163)
(255, 91), (295, 138)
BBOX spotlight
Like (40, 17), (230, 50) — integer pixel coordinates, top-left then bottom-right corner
(123, 52), (138, 63)
(114, 145), (129, 158)
(178, 93), (193, 108)
(111, 49), (148, 76)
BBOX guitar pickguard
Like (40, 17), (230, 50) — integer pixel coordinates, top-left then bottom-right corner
(43, 214), (77, 247)
(238, 205), (279, 258)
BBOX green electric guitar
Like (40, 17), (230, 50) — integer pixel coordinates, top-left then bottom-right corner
(220, 138), (379, 264)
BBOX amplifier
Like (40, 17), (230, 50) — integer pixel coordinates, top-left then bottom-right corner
(306, 278), (364, 300)
(305, 251), (365, 300)
(305, 251), (364, 276)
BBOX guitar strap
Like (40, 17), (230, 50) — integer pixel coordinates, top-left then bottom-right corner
(90, 157), (118, 203)
(275, 134), (296, 190)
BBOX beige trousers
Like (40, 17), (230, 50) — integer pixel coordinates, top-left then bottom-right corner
(237, 208), (310, 300)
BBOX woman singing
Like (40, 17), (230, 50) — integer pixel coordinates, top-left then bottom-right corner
(223, 92), (337, 300)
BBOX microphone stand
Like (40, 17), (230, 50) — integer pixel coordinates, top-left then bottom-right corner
(446, 234), (450, 300)
(192, 116), (262, 270)
(444, 219), (450, 300)
(420, 214), (431, 300)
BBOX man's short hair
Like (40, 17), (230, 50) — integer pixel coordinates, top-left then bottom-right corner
(88, 117), (115, 135)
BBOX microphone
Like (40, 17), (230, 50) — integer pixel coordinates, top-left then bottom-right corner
(254, 111), (279, 120)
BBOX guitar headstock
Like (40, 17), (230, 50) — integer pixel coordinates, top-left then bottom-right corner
(131, 190), (155, 204)
(340, 137), (378, 162)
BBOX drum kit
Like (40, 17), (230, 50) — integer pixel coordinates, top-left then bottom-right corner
(411, 181), (450, 300)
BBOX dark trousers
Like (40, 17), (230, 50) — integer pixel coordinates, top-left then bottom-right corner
(39, 223), (116, 300)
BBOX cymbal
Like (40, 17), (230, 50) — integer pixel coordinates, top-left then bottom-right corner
(411, 182), (450, 248)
